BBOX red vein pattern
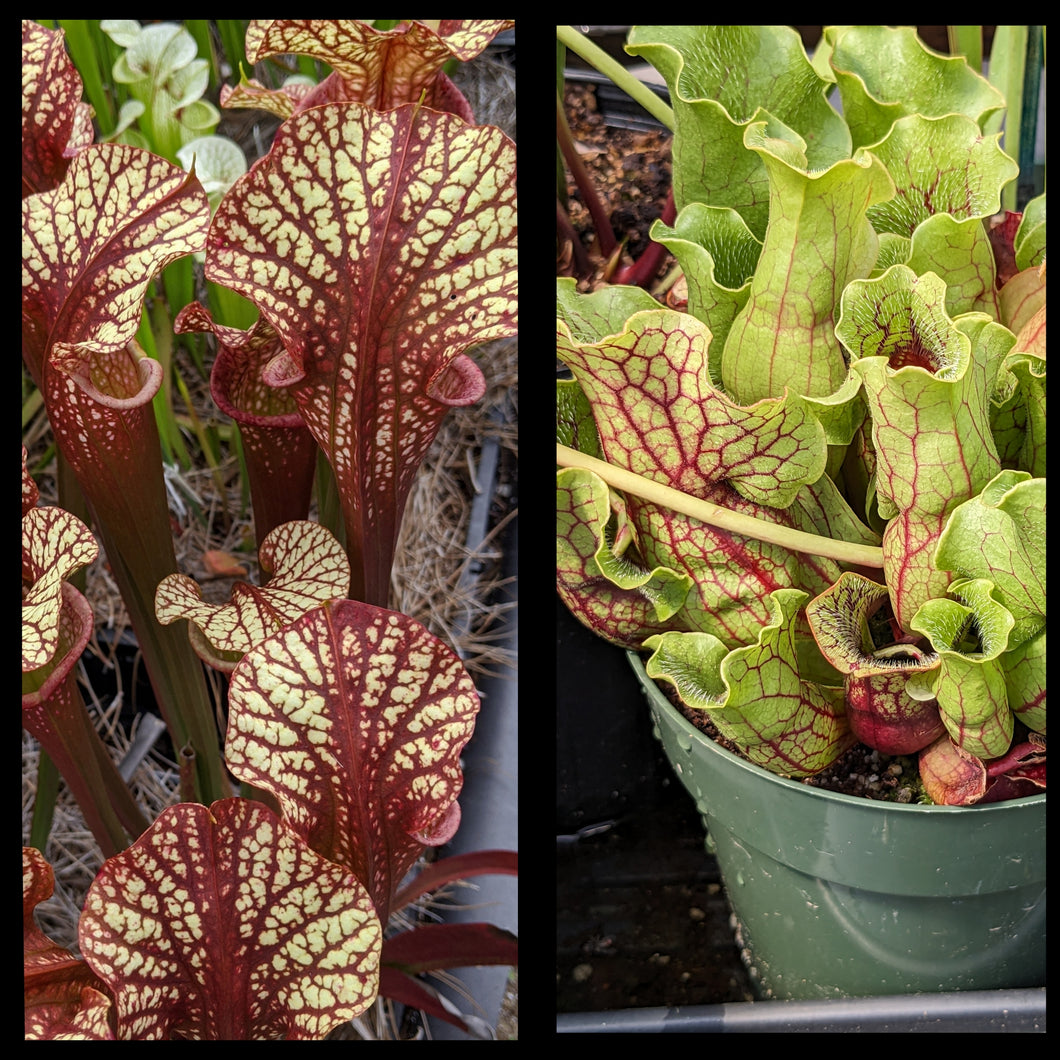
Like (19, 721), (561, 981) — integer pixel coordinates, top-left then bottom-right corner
(205, 102), (516, 605)
(21, 20), (93, 197)
(241, 20), (513, 115)
(79, 799), (381, 1041)
(24, 847), (114, 1040)
(156, 521), (351, 671)
(225, 600), (480, 925)
(175, 303), (319, 545)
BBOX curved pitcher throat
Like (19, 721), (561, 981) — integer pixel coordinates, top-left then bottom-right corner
(719, 132), (894, 406)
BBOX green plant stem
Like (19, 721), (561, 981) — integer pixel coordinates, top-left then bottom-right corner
(557, 443), (886, 568)
(651, 262), (684, 298)
(207, 279), (260, 331)
(55, 20), (123, 134)
(29, 749), (60, 853)
(55, 452), (91, 594)
(556, 25), (674, 131)
(141, 312), (192, 469)
(314, 448), (346, 553)
(184, 19), (217, 86)
(102, 537), (232, 805)
(174, 367), (228, 513)
(22, 386), (44, 430)
(947, 26), (983, 72)
(215, 20), (250, 87)
(985, 26), (1029, 212)
(230, 424), (251, 518)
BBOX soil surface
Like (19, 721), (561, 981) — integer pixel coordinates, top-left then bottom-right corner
(672, 691), (931, 804)
(558, 81), (675, 291)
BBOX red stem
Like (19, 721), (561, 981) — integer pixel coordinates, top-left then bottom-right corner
(557, 197), (593, 278)
(556, 92), (617, 257)
(986, 741), (1044, 778)
(613, 185), (676, 288)
(22, 588), (149, 855)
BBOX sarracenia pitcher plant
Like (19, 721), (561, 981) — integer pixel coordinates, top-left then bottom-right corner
(24, 20), (516, 1039)
(183, 18), (518, 606)
(556, 25), (1044, 806)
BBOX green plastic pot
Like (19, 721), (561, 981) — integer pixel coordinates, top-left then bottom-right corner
(629, 651), (1046, 1001)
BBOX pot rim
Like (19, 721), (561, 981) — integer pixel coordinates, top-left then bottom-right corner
(627, 649), (1046, 815)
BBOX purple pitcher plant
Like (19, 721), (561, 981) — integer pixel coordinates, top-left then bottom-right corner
(557, 25), (1044, 806)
